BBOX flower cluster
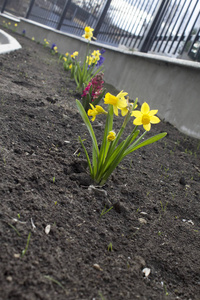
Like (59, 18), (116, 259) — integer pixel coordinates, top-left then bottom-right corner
(82, 72), (104, 99)
(43, 38), (49, 47)
(82, 26), (96, 41)
(61, 26), (105, 94)
(51, 43), (58, 54)
(81, 73), (106, 111)
(76, 89), (166, 185)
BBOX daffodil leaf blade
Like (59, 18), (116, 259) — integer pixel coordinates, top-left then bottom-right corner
(78, 136), (93, 176)
(76, 100), (99, 156)
(98, 105), (113, 172)
(123, 132), (167, 157)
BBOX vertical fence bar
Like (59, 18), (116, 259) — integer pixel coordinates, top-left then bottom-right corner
(1, 0), (8, 13)
(93, 0), (112, 38)
(26, 0), (36, 19)
(57, 0), (72, 30)
(139, 0), (171, 52)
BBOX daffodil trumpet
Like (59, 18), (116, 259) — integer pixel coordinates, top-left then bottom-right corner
(76, 93), (167, 185)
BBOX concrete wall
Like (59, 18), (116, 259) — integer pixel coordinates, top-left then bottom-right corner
(1, 14), (200, 139)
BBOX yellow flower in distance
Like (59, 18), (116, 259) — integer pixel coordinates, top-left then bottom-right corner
(69, 64), (72, 69)
(92, 50), (101, 59)
(65, 52), (69, 57)
(71, 51), (79, 59)
(82, 26), (96, 41)
(14, 23), (18, 27)
(131, 102), (160, 131)
(86, 55), (93, 65)
(88, 104), (107, 122)
(104, 91), (128, 116)
(63, 57), (67, 62)
(107, 131), (116, 142)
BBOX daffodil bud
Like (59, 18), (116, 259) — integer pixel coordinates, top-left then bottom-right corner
(107, 131), (116, 142)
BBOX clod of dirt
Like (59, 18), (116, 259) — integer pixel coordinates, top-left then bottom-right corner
(179, 176), (186, 185)
(69, 173), (93, 186)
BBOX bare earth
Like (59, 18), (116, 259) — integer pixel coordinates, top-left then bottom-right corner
(0, 27), (200, 300)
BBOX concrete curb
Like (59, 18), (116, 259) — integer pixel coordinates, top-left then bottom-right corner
(0, 29), (21, 54)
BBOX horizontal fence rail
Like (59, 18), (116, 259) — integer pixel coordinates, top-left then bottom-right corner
(1, 0), (200, 61)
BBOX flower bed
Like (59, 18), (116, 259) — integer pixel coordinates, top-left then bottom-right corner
(0, 26), (200, 300)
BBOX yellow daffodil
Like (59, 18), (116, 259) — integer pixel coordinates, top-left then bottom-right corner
(91, 56), (99, 64)
(63, 57), (67, 62)
(131, 102), (160, 131)
(71, 51), (79, 59)
(120, 99), (138, 116)
(104, 91), (128, 116)
(88, 104), (107, 122)
(92, 50), (101, 58)
(65, 52), (69, 57)
(32, 37), (35, 41)
(82, 26), (96, 41)
(107, 131), (116, 142)
(69, 64), (72, 69)
(86, 55), (93, 65)
(14, 23), (18, 27)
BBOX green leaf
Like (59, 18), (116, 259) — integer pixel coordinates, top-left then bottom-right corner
(123, 132), (167, 157)
(76, 100), (99, 157)
(78, 137), (93, 176)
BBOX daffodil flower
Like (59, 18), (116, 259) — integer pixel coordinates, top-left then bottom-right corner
(107, 131), (116, 142)
(131, 102), (160, 131)
(104, 91), (128, 116)
(88, 104), (107, 122)
(82, 26), (96, 41)
(71, 51), (79, 59)
(86, 55), (93, 66)
(76, 95), (166, 186)
(91, 50), (101, 60)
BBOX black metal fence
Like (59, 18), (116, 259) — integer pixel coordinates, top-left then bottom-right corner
(1, 0), (200, 61)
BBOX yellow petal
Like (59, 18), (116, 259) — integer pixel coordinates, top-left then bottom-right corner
(113, 105), (118, 116)
(118, 98), (127, 108)
(149, 109), (158, 116)
(131, 111), (142, 118)
(133, 117), (142, 125)
(143, 123), (151, 131)
(117, 90), (128, 99)
(150, 116), (160, 124)
(141, 102), (150, 114)
(121, 107), (128, 116)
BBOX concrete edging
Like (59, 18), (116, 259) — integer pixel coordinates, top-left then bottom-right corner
(0, 29), (21, 54)
(0, 14), (200, 139)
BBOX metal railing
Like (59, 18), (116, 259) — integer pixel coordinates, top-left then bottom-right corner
(1, 0), (200, 61)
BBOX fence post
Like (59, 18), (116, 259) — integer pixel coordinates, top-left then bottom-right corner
(57, 0), (72, 30)
(26, 0), (35, 19)
(139, 0), (171, 53)
(1, 0), (8, 13)
(93, 0), (112, 38)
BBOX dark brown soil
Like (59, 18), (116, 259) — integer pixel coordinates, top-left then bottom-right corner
(0, 27), (200, 300)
